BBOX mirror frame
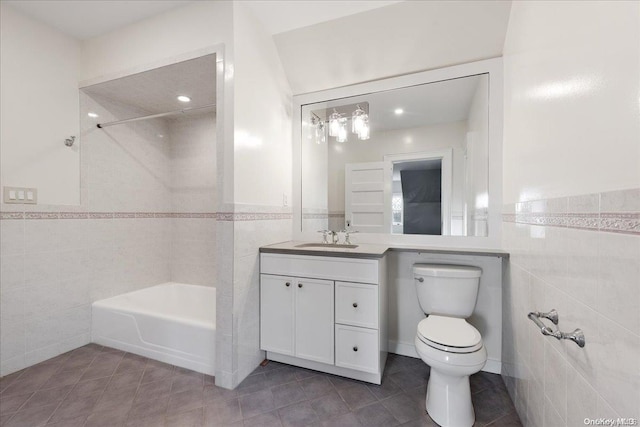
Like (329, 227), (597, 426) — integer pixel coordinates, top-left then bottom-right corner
(293, 58), (503, 249)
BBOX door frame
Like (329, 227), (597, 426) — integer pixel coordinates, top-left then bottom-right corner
(384, 149), (452, 235)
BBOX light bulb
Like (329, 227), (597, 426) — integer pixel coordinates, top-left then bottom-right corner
(352, 105), (366, 134)
(358, 119), (370, 140)
(337, 118), (348, 143)
(329, 110), (341, 137)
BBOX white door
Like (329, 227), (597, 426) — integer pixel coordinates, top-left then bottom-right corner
(260, 274), (294, 355)
(345, 161), (392, 233)
(294, 278), (334, 364)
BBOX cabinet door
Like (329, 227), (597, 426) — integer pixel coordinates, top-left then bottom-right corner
(295, 278), (334, 364)
(260, 274), (294, 355)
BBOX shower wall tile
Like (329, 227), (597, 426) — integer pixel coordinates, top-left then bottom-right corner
(502, 188), (640, 426)
(1, 94), (218, 378)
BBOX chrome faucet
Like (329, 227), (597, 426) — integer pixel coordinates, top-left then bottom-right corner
(329, 230), (339, 244)
(340, 229), (358, 245)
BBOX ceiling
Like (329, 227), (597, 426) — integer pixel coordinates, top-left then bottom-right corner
(83, 54), (216, 117)
(4, 1), (194, 40)
(4, 0), (399, 40)
(274, 0), (512, 94)
(243, 1), (402, 35)
(307, 74), (485, 133)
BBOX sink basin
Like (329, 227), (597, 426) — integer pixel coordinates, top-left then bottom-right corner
(295, 243), (359, 249)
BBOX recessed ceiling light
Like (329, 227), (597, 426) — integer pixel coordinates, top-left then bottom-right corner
(394, 108), (404, 115)
(87, 112), (98, 118)
(177, 95), (191, 103)
(157, 134), (164, 138)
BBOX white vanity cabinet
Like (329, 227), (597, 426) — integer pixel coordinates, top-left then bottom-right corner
(260, 252), (387, 384)
(260, 276), (334, 364)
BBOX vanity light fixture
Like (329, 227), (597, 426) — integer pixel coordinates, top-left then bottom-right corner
(352, 105), (366, 134)
(358, 115), (370, 140)
(177, 95), (191, 103)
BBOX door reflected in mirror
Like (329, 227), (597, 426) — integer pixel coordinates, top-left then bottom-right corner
(301, 74), (489, 237)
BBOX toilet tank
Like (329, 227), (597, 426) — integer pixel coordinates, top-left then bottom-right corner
(413, 264), (482, 318)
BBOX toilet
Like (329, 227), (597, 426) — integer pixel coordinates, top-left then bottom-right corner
(413, 264), (487, 427)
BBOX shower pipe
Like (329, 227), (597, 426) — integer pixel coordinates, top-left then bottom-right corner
(96, 103), (216, 129)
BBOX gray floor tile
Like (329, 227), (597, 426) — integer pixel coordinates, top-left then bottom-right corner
(299, 376), (334, 399)
(243, 410), (283, 427)
(309, 391), (350, 419)
(239, 388), (276, 419)
(167, 387), (204, 415)
(20, 385), (72, 411)
(271, 382), (307, 409)
(0, 393), (32, 415)
(278, 401), (318, 427)
(353, 402), (400, 427)
(338, 384), (377, 410)
(203, 384), (238, 404)
(380, 392), (426, 424)
(0, 344), (521, 427)
(203, 398), (242, 425)
(166, 407), (204, 427)
(320, 412), (361, 427)
(127, 394), (169, 421)
(2, 403), (57, 427)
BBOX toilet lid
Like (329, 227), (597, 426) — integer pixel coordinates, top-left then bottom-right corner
(417, 316), (482, 350)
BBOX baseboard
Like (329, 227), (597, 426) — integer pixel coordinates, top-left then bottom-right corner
(388, 340), (419, 358)
(388, 340), (501, 374)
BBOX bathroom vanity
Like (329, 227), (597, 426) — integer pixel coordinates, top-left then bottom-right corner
(260, 243), (388, 384)
(259, 241), (509, 383)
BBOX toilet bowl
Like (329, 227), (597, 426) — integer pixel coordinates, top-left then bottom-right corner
(413, 265), (486, 427)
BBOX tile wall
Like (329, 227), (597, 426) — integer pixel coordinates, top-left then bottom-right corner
(0, 94), (218, 376)
(501, 188), (640, 426)
(214, 206), (292, 389)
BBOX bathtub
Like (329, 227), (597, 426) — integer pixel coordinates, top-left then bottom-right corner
(91, 282), (215, 375)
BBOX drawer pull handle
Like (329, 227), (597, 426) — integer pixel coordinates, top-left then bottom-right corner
(298, 283), (303, 288)
(352, 302), (358, 308)
(353, 346), (358, 352)
(285, 282), (290, 287)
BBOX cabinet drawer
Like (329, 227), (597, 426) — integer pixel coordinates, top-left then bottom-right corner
(335, 325), (379, 373)
(335, 282), (378, 329)
(261, 253), (379, 284)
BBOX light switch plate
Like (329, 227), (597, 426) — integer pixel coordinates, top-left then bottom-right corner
(3, 187), (37, 204)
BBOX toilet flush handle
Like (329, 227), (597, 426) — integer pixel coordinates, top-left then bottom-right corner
(415, 277), (424, 283)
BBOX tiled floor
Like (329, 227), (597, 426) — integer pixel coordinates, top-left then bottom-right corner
(0, 344), (521, 427)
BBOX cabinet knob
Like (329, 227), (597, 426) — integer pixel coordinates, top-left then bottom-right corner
(285, 282), (290, 287)
(298, 283), (303, 288)
(353, 346), (358, 352)
(352, 302), (358, 308)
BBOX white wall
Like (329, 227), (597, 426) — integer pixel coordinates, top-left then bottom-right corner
(274, 0), (511, 94)
(502, 1), (640, 425)
(232, 2), (292, 208)
(231, 2), (293, 388)
(0, 4), (81, 206)
(502, 1), (640, 204)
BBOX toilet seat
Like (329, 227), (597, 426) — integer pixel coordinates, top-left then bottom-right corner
(417, 316), (483, 354)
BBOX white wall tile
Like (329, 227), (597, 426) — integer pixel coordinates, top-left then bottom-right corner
(597, 232), (640, 335)
(0, 220), (24, 256)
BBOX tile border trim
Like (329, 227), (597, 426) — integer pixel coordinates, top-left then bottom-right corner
(0, 211), (293, 221)
(502, 211), (639, 235)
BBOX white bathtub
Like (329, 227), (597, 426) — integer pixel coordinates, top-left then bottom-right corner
(91, 282), (215, 375)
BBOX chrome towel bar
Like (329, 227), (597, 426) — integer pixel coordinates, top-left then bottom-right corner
(528, 309), (585, 348)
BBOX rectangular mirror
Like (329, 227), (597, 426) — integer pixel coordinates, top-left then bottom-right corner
(301, 74), (489, 237)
